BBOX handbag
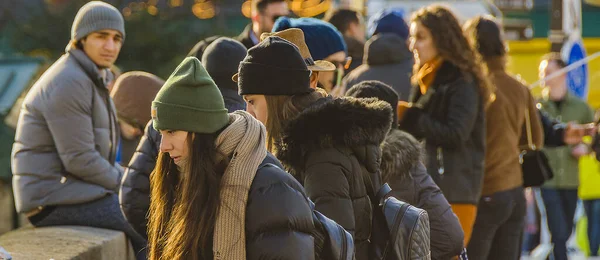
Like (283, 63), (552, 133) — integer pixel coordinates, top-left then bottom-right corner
(520, 109), (554, 187)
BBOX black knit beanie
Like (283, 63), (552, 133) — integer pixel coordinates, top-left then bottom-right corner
(346, 80), (399, 128)
(237, 36), (313, 96)
(202, 37), (247, 91)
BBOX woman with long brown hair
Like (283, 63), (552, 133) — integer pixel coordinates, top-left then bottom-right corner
(396, 5), (494, 249)
(147, 56), (317, 260)
(237, 36), (393, 260)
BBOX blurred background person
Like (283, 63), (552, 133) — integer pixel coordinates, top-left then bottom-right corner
(237, 0), (289, 49)
(110, 71), (163, 167)
(324, 8), (365, 74)
(463, 16), (544, 260)
(344, 9), (413, 101)
(398, 5), (494, 248)
(272, 17), (349, 95)
(538, 52), (594, 260)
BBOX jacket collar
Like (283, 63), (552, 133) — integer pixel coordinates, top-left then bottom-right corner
(240, 24), (258, 45)
(430, 60), (463, 87)
(67, 48), (110, 90)
(277, 96), (392, 171)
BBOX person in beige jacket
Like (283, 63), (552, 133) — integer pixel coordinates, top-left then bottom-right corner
(464, 16), (544, 260)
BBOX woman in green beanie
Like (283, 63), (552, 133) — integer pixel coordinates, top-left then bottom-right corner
(146, 57), (318, 260)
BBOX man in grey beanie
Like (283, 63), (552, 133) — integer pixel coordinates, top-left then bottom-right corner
(12, 2), (146, 259)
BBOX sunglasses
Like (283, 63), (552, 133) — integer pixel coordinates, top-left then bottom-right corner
(331, 57), (353, 87)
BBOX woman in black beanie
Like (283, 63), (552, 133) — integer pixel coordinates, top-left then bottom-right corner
(237, 36), (393, 260)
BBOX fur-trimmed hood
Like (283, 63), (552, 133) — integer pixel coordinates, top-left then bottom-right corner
(277, 96), (393, 171)
(380, 129), (423, 183)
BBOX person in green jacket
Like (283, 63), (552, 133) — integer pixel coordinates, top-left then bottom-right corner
(538, 52), (595, 260)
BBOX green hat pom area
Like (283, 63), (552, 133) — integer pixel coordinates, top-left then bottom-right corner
(152, 57), (229, 134)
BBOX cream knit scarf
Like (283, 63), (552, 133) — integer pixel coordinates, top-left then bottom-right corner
(213, 111), (267, 260)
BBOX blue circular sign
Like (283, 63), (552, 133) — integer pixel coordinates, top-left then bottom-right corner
(566, 41), (588, 99)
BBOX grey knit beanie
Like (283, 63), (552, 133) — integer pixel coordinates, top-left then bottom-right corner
(71, 1), (125, 41)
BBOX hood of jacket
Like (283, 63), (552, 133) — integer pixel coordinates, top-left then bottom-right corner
(365, 33), (412, 66)
(380, 129), (423, 183)
(278, 96), (393, 171)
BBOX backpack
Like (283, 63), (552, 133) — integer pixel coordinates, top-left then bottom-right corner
(366, 170), (431, 260)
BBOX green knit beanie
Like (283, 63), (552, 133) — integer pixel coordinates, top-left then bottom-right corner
(152, 57), (229, 133)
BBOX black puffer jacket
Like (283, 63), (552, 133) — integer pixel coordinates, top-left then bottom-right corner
(400, 61), (486, 205)
(381, 129), (464, 259)
(277, 97), (393, 260)
(119, 121), (159, 237)
(245, 155), (317, 259)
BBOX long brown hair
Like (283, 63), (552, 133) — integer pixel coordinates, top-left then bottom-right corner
(147, 132), (228, 260)
(410, 5), (495, 106)
(264, 88), (328, 153)
(463, 16), (507, 61)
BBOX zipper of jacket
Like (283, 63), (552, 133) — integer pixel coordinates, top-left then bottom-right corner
(437, 147), (445, 176)
(338, 225), (347, 260)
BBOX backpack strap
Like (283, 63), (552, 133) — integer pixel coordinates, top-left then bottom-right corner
(376, 183), (392, 204)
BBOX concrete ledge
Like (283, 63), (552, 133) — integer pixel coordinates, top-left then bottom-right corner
(0, 226), (135, 260)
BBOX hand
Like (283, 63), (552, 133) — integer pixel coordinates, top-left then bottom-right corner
(583, 123), (597, 136)
(564, 123), (586, 145)
(571, 143), (589, 158)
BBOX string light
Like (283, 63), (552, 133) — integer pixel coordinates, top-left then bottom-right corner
(193, 1), (216, 19)
(241, 0), (252, 18)
(147, 5), (159, 15)
(169, 0), (183, 7)
(122, 7), (132, 17)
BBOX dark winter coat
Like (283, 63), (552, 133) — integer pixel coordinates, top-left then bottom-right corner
(244, 154), (318, 259)
(399, 61), (486, 205)
(277, 96), (393, 260)
(12, 48), (122, 213)
(119, 121), (158, 237)
(381, 129), (464, 259)
(235, 24), (258, 50)
(343, 33), (413, 101)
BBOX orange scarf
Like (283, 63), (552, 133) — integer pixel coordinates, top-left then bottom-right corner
(417, 57), (444, 95)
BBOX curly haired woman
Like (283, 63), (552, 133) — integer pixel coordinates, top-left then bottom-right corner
(397, 5), (495, 248)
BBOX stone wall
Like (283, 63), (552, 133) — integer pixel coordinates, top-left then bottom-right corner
(0, 226), (135, 260)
